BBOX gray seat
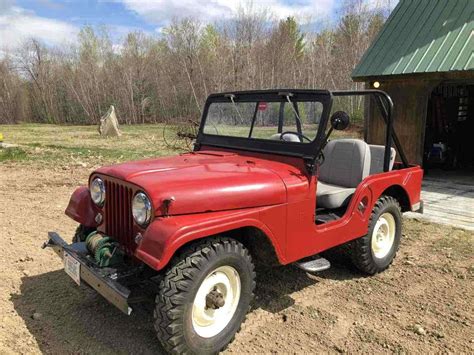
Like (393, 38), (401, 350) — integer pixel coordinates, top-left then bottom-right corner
(316, 139), (371, 209)
(368, 145), (396, 174)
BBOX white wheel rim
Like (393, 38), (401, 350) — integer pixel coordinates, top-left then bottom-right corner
(371, 212), (396, 259)
(192, 266), (241, 338)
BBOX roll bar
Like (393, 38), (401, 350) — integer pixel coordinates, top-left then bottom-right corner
(331, 90), (409, 172)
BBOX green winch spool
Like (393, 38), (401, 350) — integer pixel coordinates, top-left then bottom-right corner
(85, 231), (123, 267)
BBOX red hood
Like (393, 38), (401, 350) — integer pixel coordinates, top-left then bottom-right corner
(95, 150), (291, 216)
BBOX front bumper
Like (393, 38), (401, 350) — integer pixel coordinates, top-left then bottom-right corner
(43, 231), (133, 315)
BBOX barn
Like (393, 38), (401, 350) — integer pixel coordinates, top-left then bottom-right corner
(352, 0), (474, 173)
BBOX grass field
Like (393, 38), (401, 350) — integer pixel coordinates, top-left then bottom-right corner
(0, 124), (180, 165)
(0, 123), (362, 166)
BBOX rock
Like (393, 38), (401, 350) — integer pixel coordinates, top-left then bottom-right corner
(414, 324), (426, 335)
(32, 312), (42, 320)
(99, 105), (122, 137)
(432, 331), (445, 339)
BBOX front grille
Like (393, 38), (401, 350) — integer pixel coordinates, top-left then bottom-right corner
(103, 180), (135, 254)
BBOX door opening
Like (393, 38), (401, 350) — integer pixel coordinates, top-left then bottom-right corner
(424, 83), (474, 173)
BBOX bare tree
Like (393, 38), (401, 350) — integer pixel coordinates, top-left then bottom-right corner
(0, 0), (387, 125)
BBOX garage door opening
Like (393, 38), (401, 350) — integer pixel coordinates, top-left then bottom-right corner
(424, 83), (474, 175)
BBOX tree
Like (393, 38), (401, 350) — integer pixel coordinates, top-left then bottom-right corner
(0, 3), (389, 125)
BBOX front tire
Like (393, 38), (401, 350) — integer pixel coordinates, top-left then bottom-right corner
(350, 196), (402, 275)
(154, 237), (255, 354)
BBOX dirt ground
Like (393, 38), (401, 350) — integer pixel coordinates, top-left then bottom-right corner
(1, 162), (473, 354)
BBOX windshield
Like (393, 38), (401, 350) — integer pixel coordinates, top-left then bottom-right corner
(203, 96), (325, 143)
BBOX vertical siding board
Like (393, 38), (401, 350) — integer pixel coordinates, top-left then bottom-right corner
(367, 79), (434, 165)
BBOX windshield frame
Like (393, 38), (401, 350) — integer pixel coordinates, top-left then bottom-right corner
(195, 89), (333, 159)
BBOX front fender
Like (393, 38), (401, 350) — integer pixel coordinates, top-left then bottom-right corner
(65, 186), (100, 227)
(135, 206), (286, 271)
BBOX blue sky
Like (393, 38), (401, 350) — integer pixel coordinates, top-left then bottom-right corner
(0, 0), (397, 51)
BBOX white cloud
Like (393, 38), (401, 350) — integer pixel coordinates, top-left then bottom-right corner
(119, 0), (335, 27)
(0, 2), (78, 51)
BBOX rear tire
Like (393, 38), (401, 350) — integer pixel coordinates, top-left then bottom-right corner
(154, 237), (255, 354)
(349, 196), (402, 275)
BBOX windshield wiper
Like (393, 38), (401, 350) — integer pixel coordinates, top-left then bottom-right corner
(225, 94), (245, 125)
(284, 94), (303, 128)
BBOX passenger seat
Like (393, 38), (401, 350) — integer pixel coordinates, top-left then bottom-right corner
(316, 139), (371, 209)
(368, 145), (397, 174)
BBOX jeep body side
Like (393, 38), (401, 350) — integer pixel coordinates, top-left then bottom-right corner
(66, 149), (421, 269)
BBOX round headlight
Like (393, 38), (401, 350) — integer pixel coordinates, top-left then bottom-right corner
(90, 178), (105, 206)
(132, 192), (152, 226)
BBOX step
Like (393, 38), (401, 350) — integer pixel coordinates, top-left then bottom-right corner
(295, 256), (331, 273)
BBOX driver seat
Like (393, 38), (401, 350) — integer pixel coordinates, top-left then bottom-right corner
(316, 139), (371, 209)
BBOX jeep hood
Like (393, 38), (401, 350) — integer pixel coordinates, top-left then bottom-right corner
(95, 151), (288, 216)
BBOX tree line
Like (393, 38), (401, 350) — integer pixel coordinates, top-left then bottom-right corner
(0, 1), (389, 125)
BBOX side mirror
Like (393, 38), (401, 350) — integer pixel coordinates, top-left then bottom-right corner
(330, 111), (350, 131)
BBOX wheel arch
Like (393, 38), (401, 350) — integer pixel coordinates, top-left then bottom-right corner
(222, 226), (281, 267)
(381, 185), (411, 212)
(165, 226), (282, 269)
(136, 210), (287, 271)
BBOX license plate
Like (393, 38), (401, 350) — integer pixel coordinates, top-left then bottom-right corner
(64, 251), (81, 286)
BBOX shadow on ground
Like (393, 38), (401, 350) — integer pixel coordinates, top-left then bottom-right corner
(12, 270), (164, 354)
(254, 252), (363, 312)
(12, 257), (361, 353)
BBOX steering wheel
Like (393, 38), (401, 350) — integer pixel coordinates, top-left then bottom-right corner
(280, 131), (312, 143)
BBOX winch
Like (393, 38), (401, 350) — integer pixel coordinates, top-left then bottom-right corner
(85, 231), (123, 267)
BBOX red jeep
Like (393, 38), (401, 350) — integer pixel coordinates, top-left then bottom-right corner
(44, 89), (423, 354)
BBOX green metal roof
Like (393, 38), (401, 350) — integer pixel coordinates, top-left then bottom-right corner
(352, 0), (474, 79)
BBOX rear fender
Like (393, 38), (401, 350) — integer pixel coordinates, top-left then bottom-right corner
(306, 166), (423, 258)
(135, 207), (286, 271)
(364, 166), (423, 211)
(347, 166), (423, 228)
(65, 186), (101, 228)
